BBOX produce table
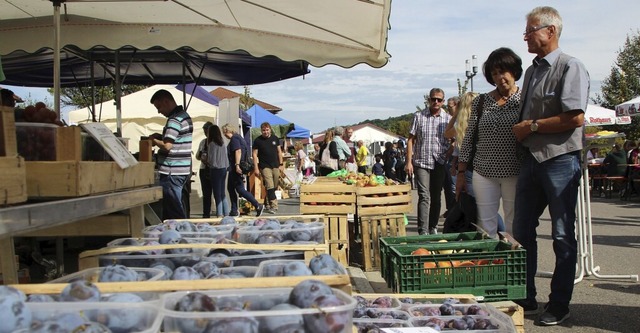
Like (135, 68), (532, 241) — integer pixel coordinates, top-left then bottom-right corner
(0, 186), (162, 284)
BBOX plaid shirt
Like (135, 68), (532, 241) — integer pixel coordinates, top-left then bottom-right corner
(409, 108), (451, 170)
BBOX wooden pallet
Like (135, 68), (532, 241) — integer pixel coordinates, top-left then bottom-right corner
(358, 214), (406, 271)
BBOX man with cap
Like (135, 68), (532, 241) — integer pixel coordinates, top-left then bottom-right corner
(196, 121), (214, 217)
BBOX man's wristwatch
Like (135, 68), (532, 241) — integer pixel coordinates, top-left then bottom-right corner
(530, 120), (539, 132)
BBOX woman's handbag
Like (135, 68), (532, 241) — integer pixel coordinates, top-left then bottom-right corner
(320, 144), (338, 170)
(303, 156), (314, 170)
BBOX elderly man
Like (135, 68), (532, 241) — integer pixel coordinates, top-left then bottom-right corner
(332, 126), (352, 170)
(149, 89), (193, 220)
(405, 88), (451, 235)
(511, 6), (590, 325)
(253, 122), (284, 214)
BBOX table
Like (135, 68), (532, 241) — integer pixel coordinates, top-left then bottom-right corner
(0, 186), (162, 284)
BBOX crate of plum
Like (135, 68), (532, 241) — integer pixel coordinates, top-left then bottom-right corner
(388, 240), (526, 301)
(255, 254), (348, 277)
(2, 283), (162, 333)
(407, 297), (517, 332)
(235, 218), (325, 244)
(144, 218), (237, 240)
(161, 279), (356, 333)
(379, 231), (493, 285)
(47, 264), (166, 283)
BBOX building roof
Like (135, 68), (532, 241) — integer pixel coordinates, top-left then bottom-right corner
(210, 87), (282, 113)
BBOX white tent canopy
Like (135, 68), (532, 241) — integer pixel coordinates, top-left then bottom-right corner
(585, 104), (631, 126)
(0, 0), (391, 69)
(616, 96), (640, 117)
(68, 84), (218, 196)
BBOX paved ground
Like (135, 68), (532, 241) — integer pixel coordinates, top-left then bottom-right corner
(190, 186), (640, 333)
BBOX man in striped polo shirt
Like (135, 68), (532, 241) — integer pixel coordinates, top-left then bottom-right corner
(150, 89), (193, 219)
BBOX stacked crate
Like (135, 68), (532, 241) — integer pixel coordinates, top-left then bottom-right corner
(299, 178), (356, 266)
(0, 106), (27, 205)
(355, 183), (411, 271)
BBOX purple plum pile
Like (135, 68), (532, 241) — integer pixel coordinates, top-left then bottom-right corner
(166, 279), (353, 333)
(258, 254), (347, 277)
(235, 219), (325, 244)
(0, 283), (158, 333)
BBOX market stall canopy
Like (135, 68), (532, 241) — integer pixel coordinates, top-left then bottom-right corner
(0, 0), (391, 69)
(246, 104), (310, 140)
(0, 46), (310, 87)
(616, 96), (640, 117)
(585, 104), (631, 126)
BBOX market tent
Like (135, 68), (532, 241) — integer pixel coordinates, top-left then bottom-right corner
(0, 1), (391, 68)
(585, 104), (631, 126)
(246, 104), (310, 140)
(68, 84), (218, 195)
(616, 96), (640, 117)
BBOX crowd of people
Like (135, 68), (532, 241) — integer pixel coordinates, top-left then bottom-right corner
(141, 5), (607, 327)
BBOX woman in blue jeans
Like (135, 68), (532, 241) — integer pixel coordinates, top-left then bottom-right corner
(206, 125), (230, 217)
(221, 123), (264, 217)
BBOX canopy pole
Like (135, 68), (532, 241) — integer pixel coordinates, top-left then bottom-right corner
(115, 50), (122, 136)
(53, 2), (61, 117)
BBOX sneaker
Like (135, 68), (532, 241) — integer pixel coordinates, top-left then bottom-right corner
(228, 211), (240, 217)
(514, 298), (539, 315)
(538, 303), (570, 326)
(428, 227), (438, 235)
(266, 208), (276, 214)
(256, 205), (265, 217)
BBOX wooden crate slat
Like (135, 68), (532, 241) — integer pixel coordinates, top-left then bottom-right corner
(355, 183), (411, 195)
(357, 203), (412, 216)
(300, 193), (357, 203)
(359, 214), (406, 271)
(0, 106), (17, 156)
(0, 156), (27, 205)
(357, 193), (412, 205)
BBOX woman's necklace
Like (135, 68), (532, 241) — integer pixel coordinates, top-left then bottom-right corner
(497, 86), (518, 101)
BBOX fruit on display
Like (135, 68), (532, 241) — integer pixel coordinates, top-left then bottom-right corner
(309, 253), (346, 275)
(262, 303), (305, 332)
(59, 281), (101, 302)
(0, 286), (32, 333)
(98, 264), (140, 282)
(337, 171), (396, 187)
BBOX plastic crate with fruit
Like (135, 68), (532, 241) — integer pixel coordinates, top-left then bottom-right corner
(388, 240), (526, 301)
(379, 232), (493, 284)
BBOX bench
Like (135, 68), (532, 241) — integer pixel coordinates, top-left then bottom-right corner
(591, 176), (627, 198)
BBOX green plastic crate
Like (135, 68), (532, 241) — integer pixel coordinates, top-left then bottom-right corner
(388, 240), (526, 301)
(379, 232), (491, 286)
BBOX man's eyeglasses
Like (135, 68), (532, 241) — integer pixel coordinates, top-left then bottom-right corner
(429, 97), (444, 103)
(523, 25), (550, 36)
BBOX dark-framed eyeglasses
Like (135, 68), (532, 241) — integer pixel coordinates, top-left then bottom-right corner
(523, 25), (550, 36)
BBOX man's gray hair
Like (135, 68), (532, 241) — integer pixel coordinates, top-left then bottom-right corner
(527, 6), (563, 37)
(334, 126), (345, 136)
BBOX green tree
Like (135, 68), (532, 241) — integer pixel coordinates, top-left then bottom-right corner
(594, 31), (640, 140)
(239, 85), (256, 111)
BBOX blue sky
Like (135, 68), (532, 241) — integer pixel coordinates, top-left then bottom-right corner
(4, 1), (640, 133)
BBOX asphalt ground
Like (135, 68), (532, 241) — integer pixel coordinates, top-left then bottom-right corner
(190, 185), (640, 333)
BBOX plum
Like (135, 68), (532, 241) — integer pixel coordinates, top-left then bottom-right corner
(206, 252), (233, 268)
(446, 317), (469, 330)
(283, 261), (313, 277)
(159, 229), (182, 245)
(205, 318), (259, 333)
(474, 318), (499, 330)
(141, 240), (164, 255)
(290, 223), (313, 241)
(60, 281), (101, 302)
(255, 232), (283, 244)
(168, 238), (193, 255)
(412, 306), (440, 317)
(309, 254), (345, 275)
(289, 279), (334, 309)
(192, 261), (220, 278)
(370, 296), (394, 308)
(175, 221), (198, 234)
(0, 288), (32, 333)
(220, 216), (237, 225)
(172, 266), (201, 280)
(142, 224), (165, 238)
(263, 303), (305, 333)
(303, 294), (349, 333)
(439, 303), (455, 316)
(27, 294), (56, 302)
(98, 264), (139, 282)
(98, 293), (145, 333)
(260, 220), (282, 231)
(173, 292), (217, 333)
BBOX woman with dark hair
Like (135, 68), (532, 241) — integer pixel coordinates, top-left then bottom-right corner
(206, 124), (230, 217)
(382, 141), (397, 180)
(395, 140), (407, 183)
(456, 47), (523, 237)
(195, 121), (214, 217)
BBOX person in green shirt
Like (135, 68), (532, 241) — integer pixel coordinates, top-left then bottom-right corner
(355, 140), (369, 174)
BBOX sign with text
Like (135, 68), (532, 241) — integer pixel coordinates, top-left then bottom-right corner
(81, 123), (138, 169)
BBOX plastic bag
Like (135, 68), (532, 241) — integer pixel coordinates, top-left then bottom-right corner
(327, 169), (347, 177)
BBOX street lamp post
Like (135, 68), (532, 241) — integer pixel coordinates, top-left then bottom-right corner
(465, 55), (478, 92)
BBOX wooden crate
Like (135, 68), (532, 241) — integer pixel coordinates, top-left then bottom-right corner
(0, 155), (27, 205)
(0, 106), (17, 156)
(26, 161), (155, 198)
(356, 183), (412, 216)
(358, 214), (406, 271)
(300, 181), (356, 214)
(169, 215), (350, 267)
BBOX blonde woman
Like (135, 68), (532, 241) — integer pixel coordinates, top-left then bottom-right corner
(318, 130), (338, 176)
(445, 92), (479, 196)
